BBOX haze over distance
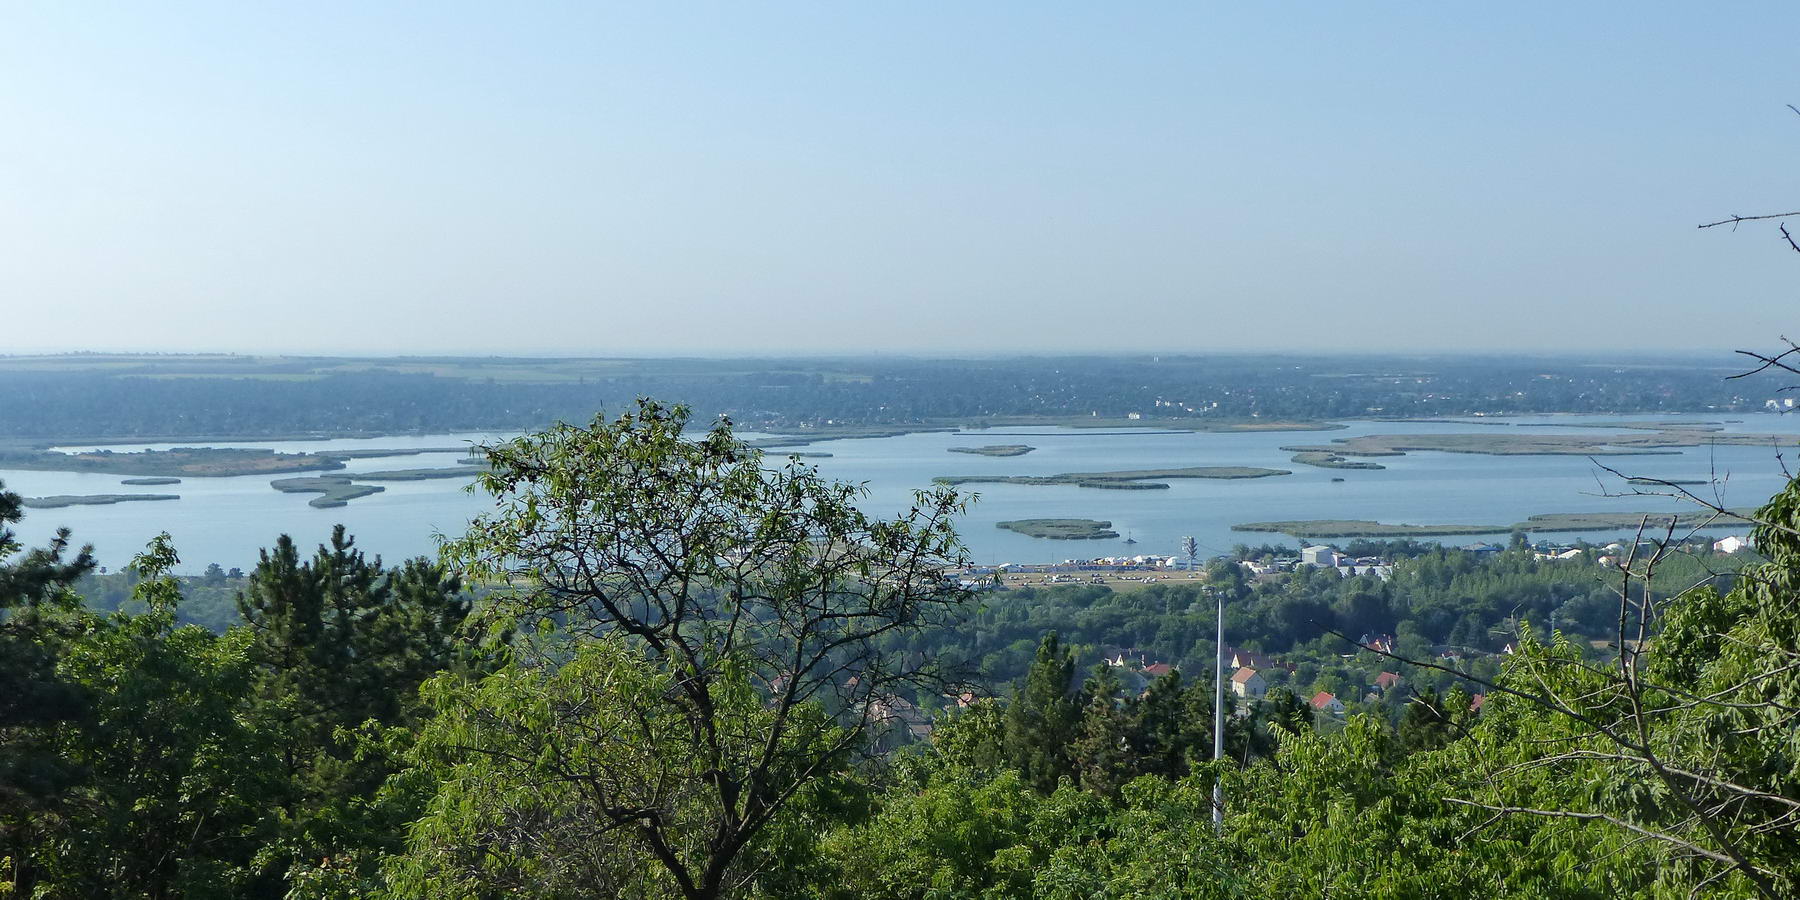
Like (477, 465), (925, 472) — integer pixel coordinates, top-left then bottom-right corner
(4, 4), (1799, 357)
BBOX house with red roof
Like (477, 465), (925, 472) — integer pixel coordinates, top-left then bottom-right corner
(1309, 691), (1345, 716)
(1373, 671), (1402, 692)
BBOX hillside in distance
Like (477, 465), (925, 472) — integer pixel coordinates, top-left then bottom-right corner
(0, 351), (1762, 441)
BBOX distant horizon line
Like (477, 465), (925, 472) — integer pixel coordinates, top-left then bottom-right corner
(0, 346), (1754, 362)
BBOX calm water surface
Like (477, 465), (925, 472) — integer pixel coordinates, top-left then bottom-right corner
(8, 416), (1798, 572)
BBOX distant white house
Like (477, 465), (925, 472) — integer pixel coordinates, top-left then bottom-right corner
(1231, 667), (1268, 700)
(1301, 545), (1339, 568)
(1714, 535), (1751, 554)
(1240, 560), (1279, 576)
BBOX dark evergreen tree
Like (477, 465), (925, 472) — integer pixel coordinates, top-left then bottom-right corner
(1127, 669), (1191, 779)
(1072, 664), (1133, 796)
(1261, 687), (1313, 738)
(0, 480), (96, 883)
(235, 526), (474, 887)
(1394, 688), (1456, 756)
(1004, 632), (1081, 792)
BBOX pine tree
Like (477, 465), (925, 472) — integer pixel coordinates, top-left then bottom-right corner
(234, 525), (472, 885)
(1128, 669), (1190, 778)
(1072, 663), (1132, 795)
(1004, 632), (1081, 792)
(0, 480), (96, 879)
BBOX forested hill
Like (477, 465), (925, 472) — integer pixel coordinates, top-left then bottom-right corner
(0, 352), (1760, 439)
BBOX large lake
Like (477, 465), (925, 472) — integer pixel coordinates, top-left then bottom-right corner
(7, 414), (1799, 572)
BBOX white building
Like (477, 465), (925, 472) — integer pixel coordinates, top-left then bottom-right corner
(1301, 545), (1338, 568)
(1714, 535), (1751, 554)
(1231, 667), (1268, 700)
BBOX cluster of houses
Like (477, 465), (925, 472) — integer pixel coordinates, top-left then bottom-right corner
(1228, 637), (1495, 720)
(1238, 546), (1395, 580)
(964, 530), (1754, 593)
(1102, 652), (1178, 687)
(965, 555), (1185, 579)
(1588, 535), (1752, 569)
(859, 635), (1495, 749)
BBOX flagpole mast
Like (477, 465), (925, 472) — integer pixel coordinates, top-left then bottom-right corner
(1186, 535), (1223, 832)
(1213, 580), (1225, 831)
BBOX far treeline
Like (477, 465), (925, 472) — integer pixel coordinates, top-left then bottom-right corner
(5, 399), (1799, 899)
(0, 352), (1762, 440)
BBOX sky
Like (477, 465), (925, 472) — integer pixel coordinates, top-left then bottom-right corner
(1, 3), (1797, 357)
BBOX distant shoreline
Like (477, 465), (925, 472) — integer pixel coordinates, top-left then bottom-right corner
(3, 411), (1779, 454)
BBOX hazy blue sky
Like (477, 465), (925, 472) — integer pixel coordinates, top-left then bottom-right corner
(2, 3), (1797, 356)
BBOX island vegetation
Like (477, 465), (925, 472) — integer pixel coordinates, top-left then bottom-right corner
(948, 444), (1036, 456)
(20, 493), (181, 509)
(0, 446), (345, 477)
(348, 465), (487, 481)
(1283, 429), (1798, 459)
(120, 476), (181, 485)
(1235, 508), (1759, 538)
(1233, 519), (1510, 538)
(936, 465), (1290, 490)
(997, 518), (1121, 539)
(1514, 509), (1757, 531)
(269, 476), (386, 508)
(1288, 450), (1385, 470)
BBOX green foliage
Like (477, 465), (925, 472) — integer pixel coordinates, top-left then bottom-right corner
(0, 480), (96, 886)
(422, 399), (973, 900)
(2, 483), (478, 897)
(237, 525), (475, 889)
(21, 536), (286, 897)
(387, 638), (844, 898)
(1004, 634), (1081, 793)
(8, 393), (1800, 898)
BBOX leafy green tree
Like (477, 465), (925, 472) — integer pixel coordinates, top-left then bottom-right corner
(25, 536), (284, 898)
(1447, 471), (1800, 898)
(389, 636), (840, 898)
(402, 399), (971, 900)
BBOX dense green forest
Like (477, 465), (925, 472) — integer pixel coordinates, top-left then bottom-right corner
(0, 351), (1764, 440)
(4, 400), (1796, 898)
